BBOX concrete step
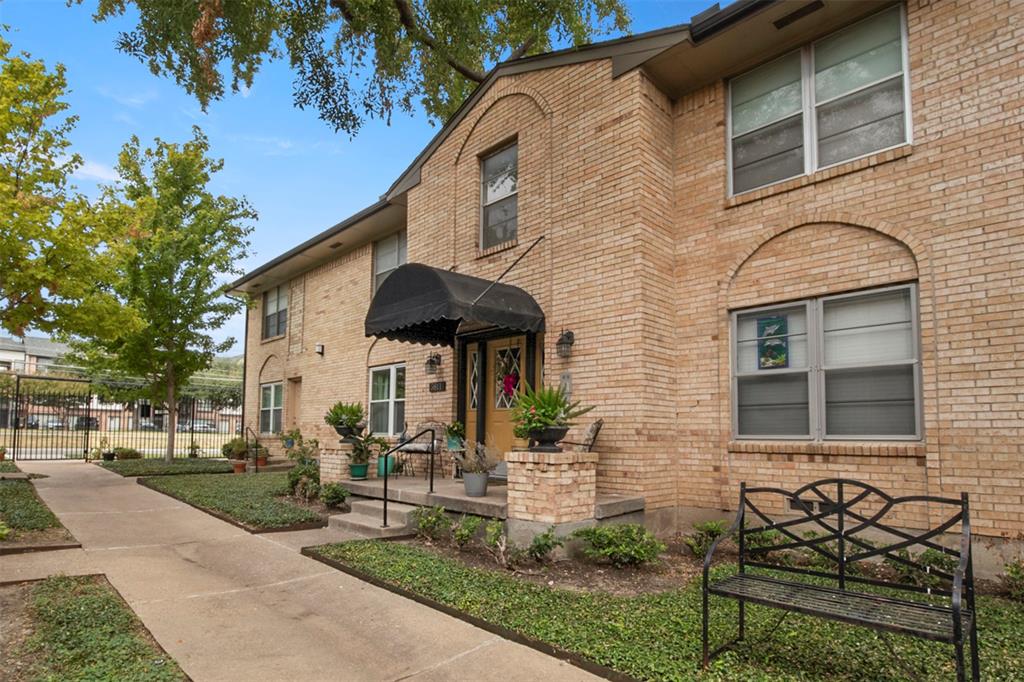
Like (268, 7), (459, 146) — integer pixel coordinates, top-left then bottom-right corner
(348, 498), (418, 526)
(328, 510), (414, 539)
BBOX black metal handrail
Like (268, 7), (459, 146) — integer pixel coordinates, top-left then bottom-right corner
(245, 426), (260, 473)
(380, 428), (435, 528)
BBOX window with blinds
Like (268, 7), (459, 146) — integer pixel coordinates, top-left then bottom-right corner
(732, 284), (920, 440)
(729, 5), (910, 194)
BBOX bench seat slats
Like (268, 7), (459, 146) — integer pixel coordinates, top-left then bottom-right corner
(709, 574), (972, 642)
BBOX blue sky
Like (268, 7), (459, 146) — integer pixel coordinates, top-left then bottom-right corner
(2, 0), (711, 353)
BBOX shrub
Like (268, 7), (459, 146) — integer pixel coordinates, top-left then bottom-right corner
(451, 514), (483, 549)
(411, 506), (451, 541)
(0, 520), (9, 540)
(484, 518), (523, 569)
(320, 482), (349, 508)
(288, 458), (320, 502)
(743, 527), (792, 567)
(527, 526), (564, 563)
(572, 524), (665, 568)
(222, 437), (248, 460)
(113, 447), (142, 460)
(683, 520), (729, 558)
(885, 548), (958, 588)
(1003, 557), (1024, 602)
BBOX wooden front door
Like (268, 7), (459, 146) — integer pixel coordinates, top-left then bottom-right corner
(464, 335), (526, 454)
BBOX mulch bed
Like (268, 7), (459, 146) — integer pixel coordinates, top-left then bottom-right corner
(409, 535), (709, 596)
(0, 527), (80, 555)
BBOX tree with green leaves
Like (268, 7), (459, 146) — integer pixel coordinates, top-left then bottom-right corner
(86, 0), (630, 134)
(0, 34), (132, 339)
(71, 128), (254, 462)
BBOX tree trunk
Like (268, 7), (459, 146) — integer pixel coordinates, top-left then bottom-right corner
(165, 364), (176, 464)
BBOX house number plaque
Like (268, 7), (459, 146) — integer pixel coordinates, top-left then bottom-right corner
(428, 381), (447, 393)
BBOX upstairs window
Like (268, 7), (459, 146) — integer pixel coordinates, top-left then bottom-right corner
(729, 5), (909, 194)
(732, 284), (920, 440)
(373, 231), (407, 292)
(262, 285), (287, 339)
(481, 143), (518, 249)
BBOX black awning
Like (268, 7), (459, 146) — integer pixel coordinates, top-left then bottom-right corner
(364, 263), (545, 346)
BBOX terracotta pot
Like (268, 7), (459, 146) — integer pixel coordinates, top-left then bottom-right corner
(256, 456), (268, 467)
(528, 426), (569, 453)
(512, 437), (530, 450)
(232, 460), (247, 474)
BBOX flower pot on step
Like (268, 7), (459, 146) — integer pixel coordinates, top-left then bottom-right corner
(232, 460), (247, 474)
(349, 463), (369, 480)
(528, 426), (569, 453)
(463, 471), (489, 497)
(256, 456), (268, 467)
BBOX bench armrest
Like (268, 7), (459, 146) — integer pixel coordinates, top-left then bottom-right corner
(702, 507), (744, 588)
(952, 503), (972, 623)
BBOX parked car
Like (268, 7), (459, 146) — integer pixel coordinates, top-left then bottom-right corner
(138, 419), (160, 431)
(42, 417), (65, 430)
(75, 416), (100, 430)
(176, 419), (218, 433)
(23, 415), (40, 429)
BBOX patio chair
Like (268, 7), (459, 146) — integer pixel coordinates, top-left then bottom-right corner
(559, 418), (603, 452)
(395, 421), (443, 478)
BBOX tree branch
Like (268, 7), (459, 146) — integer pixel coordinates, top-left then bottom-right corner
(389, 0), (487, 83)
(507, 35), (538, 62)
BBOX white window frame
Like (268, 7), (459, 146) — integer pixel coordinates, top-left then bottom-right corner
(259, 382), (283, 434)
(479, 141), (518, 250)
(727, 4), (912, 196)
(373, 231), (407, 293)
(731, 283), (921, 441)
(368, 363), (405, 436)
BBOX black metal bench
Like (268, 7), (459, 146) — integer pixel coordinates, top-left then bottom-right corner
(702, 478), (979, 681)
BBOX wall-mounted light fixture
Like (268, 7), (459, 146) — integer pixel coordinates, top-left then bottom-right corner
(314, 343), (325, 356)
(425, 352), (442, 375)
(556, 330), (575, 358)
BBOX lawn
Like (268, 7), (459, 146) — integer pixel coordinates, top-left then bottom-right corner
(0, 460), (20, 473)
(310, 540), (1024, 682)
(142, 472), (324, 531)
(100, 458), (233, 477)
(0, 480), (61, 532)
(1, 575), (185, 681)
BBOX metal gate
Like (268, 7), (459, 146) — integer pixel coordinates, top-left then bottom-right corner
(0, 376), (241, 460)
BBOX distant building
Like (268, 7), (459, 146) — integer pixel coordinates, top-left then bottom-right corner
(0, 336), (69, 375)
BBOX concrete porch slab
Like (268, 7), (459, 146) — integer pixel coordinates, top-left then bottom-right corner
(344, 477), (509, 518)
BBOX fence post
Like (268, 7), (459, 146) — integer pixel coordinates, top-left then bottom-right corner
(11, 375), (20, 461)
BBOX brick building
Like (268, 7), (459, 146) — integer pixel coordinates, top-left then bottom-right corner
(229, 0), (1023, 559)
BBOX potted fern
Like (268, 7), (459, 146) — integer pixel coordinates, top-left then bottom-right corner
(348, 431), (388, 480)
(512, 384), (593, 453)
(324, 402), (364, 441)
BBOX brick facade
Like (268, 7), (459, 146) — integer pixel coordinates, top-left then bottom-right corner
(244, 0), (1024, 541)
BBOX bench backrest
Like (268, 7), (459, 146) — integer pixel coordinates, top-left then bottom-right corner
(738, 478), (972, 597)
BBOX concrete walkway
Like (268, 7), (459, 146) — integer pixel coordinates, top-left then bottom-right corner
(3, 461), (597, 682)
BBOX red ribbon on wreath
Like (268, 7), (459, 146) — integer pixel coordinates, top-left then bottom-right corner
(502, 372), (519, 397)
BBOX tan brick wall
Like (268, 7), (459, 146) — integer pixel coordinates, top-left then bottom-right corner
(670, 0), (1024, 538)
(507, 450), (598, 524)
(243, 0), (1024, 539)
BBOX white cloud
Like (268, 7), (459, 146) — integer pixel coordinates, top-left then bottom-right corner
(74, 160), (119, 183)
(114, 112), (139, 127)
(97, 86), (158, 108)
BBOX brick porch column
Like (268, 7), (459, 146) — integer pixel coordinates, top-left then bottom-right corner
(320, 442), (353, 484)
(506, 450), (598, 530)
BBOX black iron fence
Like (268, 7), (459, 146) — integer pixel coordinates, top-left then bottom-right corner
(0, 377), (241, 460)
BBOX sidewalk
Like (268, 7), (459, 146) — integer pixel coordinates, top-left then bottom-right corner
(3, 461), (596, 682)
